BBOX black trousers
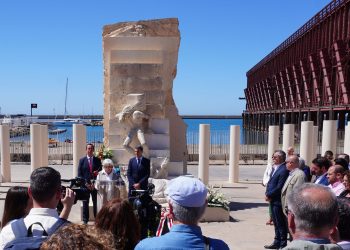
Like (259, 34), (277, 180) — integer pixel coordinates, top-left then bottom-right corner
(271, 202), (288, 247)
(82, 189), (97, 223)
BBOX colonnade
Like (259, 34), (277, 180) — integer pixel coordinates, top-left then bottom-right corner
(243, 110), (350, 133)
(3, 119), (342, 184)
(0, 124), (242, 184)
(0, 124), (87, 182)
(268, 119), (347, 166)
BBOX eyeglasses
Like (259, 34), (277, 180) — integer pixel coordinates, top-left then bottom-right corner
(104, 165), (113, 169)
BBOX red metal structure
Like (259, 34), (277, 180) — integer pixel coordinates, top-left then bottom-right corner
(244, 0), (350, 132)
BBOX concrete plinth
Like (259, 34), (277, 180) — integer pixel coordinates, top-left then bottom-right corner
(282, 124), (295, 153)
(200, 206), (230, 222)
(300, 121), (314, 166)
(344, 125), (350, 156)
(267, 126), (279, 165)
(312, 126), (319, 158)
(41, 125), (48, 167)
(198, 124), (210, 185)
(321, 120), (337, 156)
(0, 125), (11, 182)
(73, 124), (86, 178)
(30, 124), (42, 172)
(229, 125), (240, 183)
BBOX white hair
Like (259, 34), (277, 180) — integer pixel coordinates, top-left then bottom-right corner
(168, 198), (206, 225)
(102, 158), (114, 167)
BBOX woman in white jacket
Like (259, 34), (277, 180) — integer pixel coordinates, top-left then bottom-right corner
(95, 159), (126, 211)
(262, 163), (273, 226)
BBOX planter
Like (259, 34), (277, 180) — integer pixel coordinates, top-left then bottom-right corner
(200, 206), (230, 222)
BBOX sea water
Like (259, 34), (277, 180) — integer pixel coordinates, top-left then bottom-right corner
(12, 119), (244, 143)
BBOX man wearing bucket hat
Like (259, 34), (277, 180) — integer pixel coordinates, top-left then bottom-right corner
(135, 176), (229, 249)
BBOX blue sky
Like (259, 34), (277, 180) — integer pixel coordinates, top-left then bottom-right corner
(0, 0), (330, 116)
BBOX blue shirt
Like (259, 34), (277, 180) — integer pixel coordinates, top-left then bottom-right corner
(135, 224), (229, 250)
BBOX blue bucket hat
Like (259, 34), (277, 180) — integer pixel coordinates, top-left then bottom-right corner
(166, 176), (207, 207)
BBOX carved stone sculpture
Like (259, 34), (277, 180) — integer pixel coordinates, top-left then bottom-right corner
(115, 93), (150, 156)
(103, 18), (187, 176)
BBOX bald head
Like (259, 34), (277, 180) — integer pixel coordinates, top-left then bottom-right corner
(287, 183), (338, 236)
(287, 147), (295, 156)
(286, 155), (299, 171)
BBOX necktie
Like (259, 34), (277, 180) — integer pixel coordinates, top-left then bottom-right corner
(270, 166), (275, 178)
(88, 157), (92, 173)
(137, 158), (140, 166)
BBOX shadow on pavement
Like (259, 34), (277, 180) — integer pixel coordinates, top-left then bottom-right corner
(229, 201), (268, 211)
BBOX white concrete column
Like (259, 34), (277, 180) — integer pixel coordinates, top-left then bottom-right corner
(300, 121), (314, 166)
(198, 124), (210, 185)
(282, 124), (295, 153)
(312, 126), (319, 159)
(321, 120), (337, 156)
(229, 125), (240, 183)
(31, 124), (42, 172)
(0, 125), (11, 182)
(267, 126), (279, 165)
(41, 125), (48, 167)
(73, 124), (86, 177)
(344, 125), (350, 155)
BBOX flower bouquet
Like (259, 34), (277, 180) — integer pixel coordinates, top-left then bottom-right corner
(95, 145), (113, 160)
(207, 186), (229, 211)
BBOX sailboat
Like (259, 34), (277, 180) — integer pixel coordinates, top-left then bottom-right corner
(52, 78), (86, 127)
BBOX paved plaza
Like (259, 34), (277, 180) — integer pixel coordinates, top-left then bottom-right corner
(0, 163), (273, 249)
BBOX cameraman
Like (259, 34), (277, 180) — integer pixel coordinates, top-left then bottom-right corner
(0, 167), (76, 248)
(78, 143), (102, 224)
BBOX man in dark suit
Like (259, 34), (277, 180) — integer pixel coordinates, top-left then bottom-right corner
(78, 143), (102, 224)
(310, 157), (331, 186)
(127, 145), (150, 197)
(264, 150), (289, 249)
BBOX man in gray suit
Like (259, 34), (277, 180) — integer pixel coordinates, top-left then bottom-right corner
(282, 183), (341, 250)
(281, 155), (306, 217)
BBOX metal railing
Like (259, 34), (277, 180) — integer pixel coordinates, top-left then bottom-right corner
(5, 129), (347, 163)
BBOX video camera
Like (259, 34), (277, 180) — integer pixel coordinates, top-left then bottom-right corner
(131, 183), (161, 238)
(61, 177), (91, 203)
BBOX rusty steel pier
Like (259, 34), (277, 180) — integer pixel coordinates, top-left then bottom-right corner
(244, 0), (350, 133)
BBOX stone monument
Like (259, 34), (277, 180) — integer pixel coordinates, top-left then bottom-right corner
(102, 18), (187, 176)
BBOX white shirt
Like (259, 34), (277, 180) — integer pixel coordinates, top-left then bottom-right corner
(338, 241), (350, 250)
(271, 163), (284, 178)
(0, 208), (59, 249)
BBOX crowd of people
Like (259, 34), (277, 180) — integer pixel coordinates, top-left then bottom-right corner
(1, 142), (349, 249)
(0, 144), (229, 249)
(263, 147), (350, 250)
